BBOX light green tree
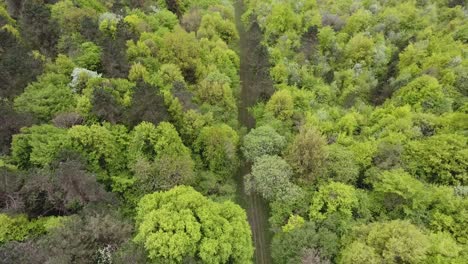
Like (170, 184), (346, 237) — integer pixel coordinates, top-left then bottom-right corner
(197, 12), (239, 44)
(11, 125), (70, 169)
(402, 133), (467, 185)
(339, 220), (431, 264)
(309, 181), (359, 221)
(265, 89), (294, 121)
(14, 73), (76, 121)
(392, 75), (452, 114)
(68, 123), (128, 180)
(195, 124), (239, 177)
(128, 122), (194, 191)
(74, 41), (102, 70)
(134, 186), (253, 263)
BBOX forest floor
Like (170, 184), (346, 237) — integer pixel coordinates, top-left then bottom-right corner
(234, 0), (275, 263)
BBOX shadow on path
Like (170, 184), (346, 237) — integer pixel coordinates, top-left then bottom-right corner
(234, 1), (275, 263)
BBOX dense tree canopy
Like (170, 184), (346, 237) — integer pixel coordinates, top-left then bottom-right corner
(243, 0), (468, 262)
(0, 0), (467, 263)
(134, 186), (253, 263)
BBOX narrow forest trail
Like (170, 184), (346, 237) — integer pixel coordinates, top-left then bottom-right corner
(234, 0), (275, 263)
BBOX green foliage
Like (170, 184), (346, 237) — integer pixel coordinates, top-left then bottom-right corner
(197, 12), (239, 44)
(195, 124), (239, 177)
(134, 186), (253, 263)
(11, 125), (70, 169)
(286, 126), (328, 182)
(344, 33), (375, 64)
(340, 220), (431, 264)
(371, 169), (427, 219)
(129, 121), (191, 162)
(3, 0), (468, 262)
(342, 9), (373, 35)
(196, 70), (237, 123)
(402, 134), (467, 185)
(427, 232), (464, 263)
(241, 125), (286, 162)
(68, 124), (128, 179)
(392, 75), (452, 114)
(128, 122), (194, 191)
(99, 12), (120, 38)
(309, 182), (359, 221)
(272, 222), (338, 264)
(74, 41), (102, 70)
(51, 0), (99, 33)
(265, 89), (294, 121)
(282, 214), (305, 233)
(151, 27), (202, 79)
(14, 73), (76, 121)
(0, 214), (34, 243)
(0, 214), (62, 244)
(325, 144), (360, 184)
(245, 155), (300, 202)
(124, 9), (178, 34)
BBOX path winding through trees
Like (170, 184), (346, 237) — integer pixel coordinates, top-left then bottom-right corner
(234, 1), (275, 263)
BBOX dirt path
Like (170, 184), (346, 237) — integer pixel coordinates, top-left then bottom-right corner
(234, 0), (275, 263)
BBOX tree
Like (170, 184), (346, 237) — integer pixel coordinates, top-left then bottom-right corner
(68, 124), (128, 179)
(134, 186), (253, 263)
(286, 126), (328, 182)
(371, 170), (427, 219)
(263, 2), (301, 43)
(309, 182), (360, 221)
(195, 124), (239, 177)
(196, 70), (237, 123)
(197, 12), (239, 44)
(19, 0), (59, 56)
(392, 75), (452, 114)
(402, 133), (467, 185)
(301, 248), (331, 264)
(342, 9), (373, 35)
(74, 41), (102, 70)
(427, 232), (464, 263)
(91, 87), (124, 124)
(0, 100), (35, 155)
(325, 144), (359, 184)
(100, 19), (134, 78)
(40, 207), (133, 264)
(52, 112), (84, 129)
(272, 222), (338, 264)
(265, 89), (294, 121)
(344, 33), (375, 65)
(0, 214), (62, 244)
(0, 26), (43, 99)
(0, 214), (34, 243)
(154, 27), (202, 83)
(0, 166), (23, 213)
(83, 77), (134, 122)
(19, 159), (111, 217)
(11, 125), (70, 169)
(245, 155), (300, 202)
(241, 125), (286, 162)
(339, 242), (380, 264)
(124, 82), (169, 127)
(14, 73), (76, 121)
(128, 122), (194, 191)
(339, 220), (431, 264)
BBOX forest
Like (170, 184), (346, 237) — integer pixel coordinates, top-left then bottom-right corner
(0, 0), (467, 263)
